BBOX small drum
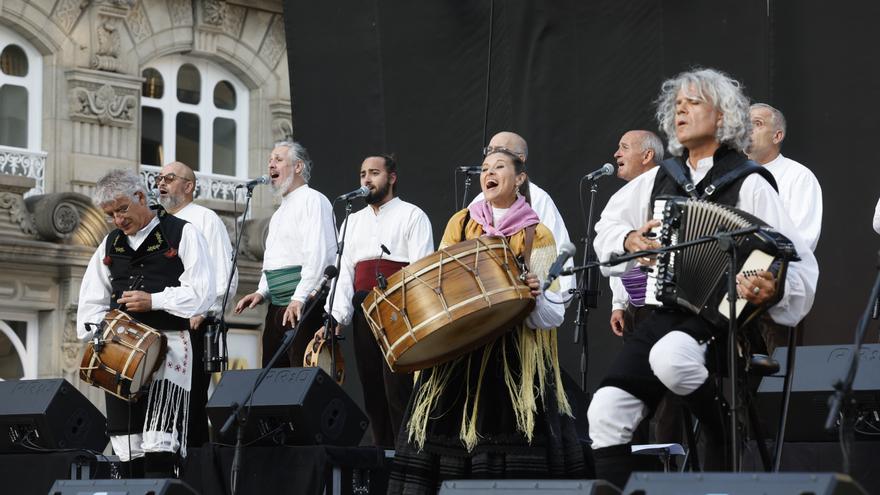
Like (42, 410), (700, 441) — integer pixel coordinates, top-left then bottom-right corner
(303, 334), (345, 384)
(362, 237), (535, 373)
(80, 309), (167, 401)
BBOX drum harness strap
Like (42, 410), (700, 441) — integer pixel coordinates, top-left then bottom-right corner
(461, 210), (537, 275)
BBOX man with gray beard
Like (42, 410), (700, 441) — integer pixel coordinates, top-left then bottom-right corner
(155, 160), (238, 448)
(234, 141), (336, 368)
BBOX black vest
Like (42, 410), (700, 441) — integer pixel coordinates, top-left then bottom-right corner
(650, 145), (777, 209)
(106, 207), (189, 330)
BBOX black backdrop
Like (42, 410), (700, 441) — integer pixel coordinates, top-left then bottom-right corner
(283, 0), (880, 399)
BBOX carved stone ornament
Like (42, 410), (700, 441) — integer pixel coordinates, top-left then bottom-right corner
(54, 0), (89, 34)
(25, 194), (82, 242)
(203, 0), (227, 26)
(69, 84), (137, 127)
(91, 16), (123, 72)
(169, 0), (193, 26)
(126, 1), (153, 43)
(272, 118), (293, 142)
(0, 192), (37, 236)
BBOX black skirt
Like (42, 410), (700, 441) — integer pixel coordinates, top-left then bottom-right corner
(387, 332), (589, 495)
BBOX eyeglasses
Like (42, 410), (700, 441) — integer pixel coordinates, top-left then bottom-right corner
(154, 173), (192, 185)
(482, 145), (524, 159)
(105, 202), (133, 220)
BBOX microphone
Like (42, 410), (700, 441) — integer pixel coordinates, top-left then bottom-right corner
(376, 244), (391, 290)
(336, 185), (370, 201)
(309, 265), (339, 299)
(458, 165), (482, 174)
(541, 242), (576, 291)
(237, 175), (270, 189)
(583, 163), (616, 181)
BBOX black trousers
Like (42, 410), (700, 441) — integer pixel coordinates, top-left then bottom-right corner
(262, 297), (327, 368)
(352, 291), (413, 449)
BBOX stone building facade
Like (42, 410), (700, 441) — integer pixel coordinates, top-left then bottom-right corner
(0, 0), (288, 407)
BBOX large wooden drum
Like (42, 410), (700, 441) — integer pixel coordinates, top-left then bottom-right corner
(80, 309), (167, 401)
(362, 237), (535, 373)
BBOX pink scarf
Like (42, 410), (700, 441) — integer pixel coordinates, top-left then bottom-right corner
(468, 195), (540, 237)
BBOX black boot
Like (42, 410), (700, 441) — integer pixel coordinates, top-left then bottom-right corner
(592, 444), (638, 490)
(682, 379), (730, 471)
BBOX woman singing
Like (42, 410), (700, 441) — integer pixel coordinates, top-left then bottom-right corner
(388, 149), (587, 494)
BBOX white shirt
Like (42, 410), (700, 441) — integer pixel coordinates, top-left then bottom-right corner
(762, 153), (823, 251)
(594, 157), (819, 327)
(874, 195), (880, 234)
(76, 215), (215, 340)
(326, 197), (434, 326)
(472, 181), (574, 299)
(610, 276), (628, 311)
(257, 185), (337, 305)
(173, 202), (238, 315)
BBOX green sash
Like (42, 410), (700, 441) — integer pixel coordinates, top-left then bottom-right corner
(265, 265), (302, 306)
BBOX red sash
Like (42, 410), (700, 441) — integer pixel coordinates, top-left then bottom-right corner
(354, 259), (408, 292)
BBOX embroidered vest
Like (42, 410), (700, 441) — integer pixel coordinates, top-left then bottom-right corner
(105, 207), (189, 330)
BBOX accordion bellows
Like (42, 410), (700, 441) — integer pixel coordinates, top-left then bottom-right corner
(644, 196), (799, 328)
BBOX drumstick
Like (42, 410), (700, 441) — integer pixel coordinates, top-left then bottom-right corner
(120, 274), (144, 312)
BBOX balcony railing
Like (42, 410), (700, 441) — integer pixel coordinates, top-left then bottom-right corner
(0, 145), (46, 197)
(139, 165), (248, 203)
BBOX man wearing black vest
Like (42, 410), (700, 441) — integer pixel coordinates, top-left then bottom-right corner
(587, 68), (818, 489)
(77, 169), (214, 477)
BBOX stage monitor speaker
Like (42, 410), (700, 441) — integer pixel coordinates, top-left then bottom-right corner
(49, 478), (199, 494)
(622, 472), (867, 494)
(756, 344), (880, 441)
(0, 378), (107, 453)
(439, 479), (619, 494)
(206, 367), (368, 447)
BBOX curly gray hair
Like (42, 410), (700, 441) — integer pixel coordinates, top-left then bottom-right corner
(274, 140), (313, 183)
(94, 169), (147, 206)
(655, 68), (751, 157)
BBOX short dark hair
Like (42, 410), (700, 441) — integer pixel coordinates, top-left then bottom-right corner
(373, 153), (398, 194)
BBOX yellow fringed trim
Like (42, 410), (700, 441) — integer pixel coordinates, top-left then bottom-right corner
(460, 340), (494, 451)
(406, 359), (457, 449)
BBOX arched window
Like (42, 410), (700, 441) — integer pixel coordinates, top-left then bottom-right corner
(0, 26), (42, 151)
(140, 55), (248, 178)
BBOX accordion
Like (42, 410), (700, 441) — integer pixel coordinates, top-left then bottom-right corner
(643, 196), (799, 328)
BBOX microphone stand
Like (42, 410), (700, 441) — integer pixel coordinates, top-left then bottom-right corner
(206, 183), (256, 373)
(323, 198), (356, 382)
(572, 178), (601, 390)
(460, 171), (476, 210)
(219, 282), (331, 495)
(563, 225), (763, 471)
(824, 250), (880, 474)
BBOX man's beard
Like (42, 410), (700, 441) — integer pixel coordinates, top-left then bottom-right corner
(158, 193), (182, 212)
(364, 183), (390, 205)
(271, 174), (295, 197)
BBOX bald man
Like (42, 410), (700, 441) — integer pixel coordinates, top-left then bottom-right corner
(156, 161), (238, 447)
(470, 131), (575, 300)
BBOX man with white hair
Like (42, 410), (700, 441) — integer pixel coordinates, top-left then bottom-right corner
(76, 169), (214, 477)
(608, 130), (664, 338)
(589, 68), (818, 488)
(234, 141), (336, 368)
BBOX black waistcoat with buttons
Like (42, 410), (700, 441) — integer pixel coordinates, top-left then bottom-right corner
(650, 145), (777, 209)
(105, 207), (189, 330)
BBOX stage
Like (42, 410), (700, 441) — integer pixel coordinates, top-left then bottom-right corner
(5, 442), (878, 494)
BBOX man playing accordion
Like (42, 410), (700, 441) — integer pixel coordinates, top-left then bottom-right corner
(588, 68), (819, 488)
